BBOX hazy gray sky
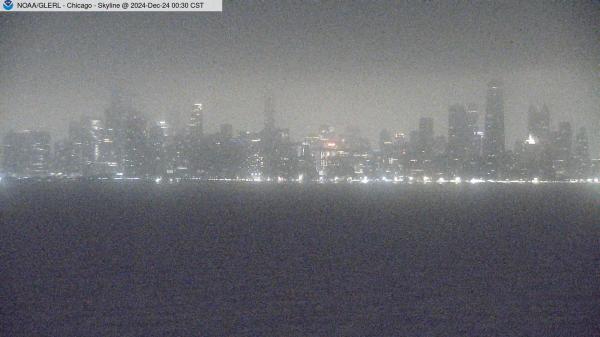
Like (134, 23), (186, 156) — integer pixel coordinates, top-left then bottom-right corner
(1, 1), (599, 153)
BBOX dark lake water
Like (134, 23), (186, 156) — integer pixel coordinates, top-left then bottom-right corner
(1, 183), (599, 336)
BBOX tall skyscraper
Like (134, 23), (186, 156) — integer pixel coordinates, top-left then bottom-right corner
(188, 103), (204, 140)
(2, 130), (51, 177)
(186, 103), (205, 177)
(524, 104), (554, 179)
(448, 104), (469, 176)
(527, 105), (551, 145)
(483, 80), (505, 177)
(466, 104), (479, 138)
(415, 117), (435, 176)
(552, 121), (572, 179)
(418, 117), (434, 159)
(148, 120), (171, 176)
(464, 104), (482, 176)
(573, 127), (591, 178)
(264, 96), (276, 131)
(379, 129), (393, 154)
(66, 116), (108, 176)
(554, 122), (572, 160)
(262, 97), (279, 180)
(122, 110), (150, 177)
(104, 90), (143, 175)
(378, 129), (395, 179)
(104, 91), (128, 141)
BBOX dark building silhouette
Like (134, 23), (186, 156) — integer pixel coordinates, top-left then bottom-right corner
(260, 97), (296, 180)
(2, 130), (51, 177)
(103, 91), (152, 177)
(448, 104), (469, 177)
(121, 110), (150, 177)
(573, 127), (591, 178)
(418, 117), (434, 157)
(465, 104), (482, 177)
(219, 124), (233, 141)
(417, 117), (434, 176)
(552, 121), (572, 180)
(104, 92), (132, 172)
(2, 79), (597, 183)
(264, 96), (275, 132)
(483, 80), (505, 178)
(524, 105), (554, 179)
(148, 120), (171, 177)
(527, 105), (551, 145)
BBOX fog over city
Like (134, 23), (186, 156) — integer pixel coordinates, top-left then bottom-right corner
(3, 3), (600, 336)
(0, 1), (599, 153)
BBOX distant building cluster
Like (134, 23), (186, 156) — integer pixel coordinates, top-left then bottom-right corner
(1, 80), (599, 183)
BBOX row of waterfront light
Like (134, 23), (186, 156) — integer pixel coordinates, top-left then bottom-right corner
(1, 174), (599, 185)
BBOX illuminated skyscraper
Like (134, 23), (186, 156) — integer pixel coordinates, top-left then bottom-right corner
(466, 104), (479, 139)
(186, 104), (205, 177)
(103, 90), (142, 175)
(148, 120), (171, 176)
(188, 103), (204, 140)
(378, 129), (395, 178)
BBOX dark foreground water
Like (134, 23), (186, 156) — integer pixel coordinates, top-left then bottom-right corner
(1, 183), (599, 336)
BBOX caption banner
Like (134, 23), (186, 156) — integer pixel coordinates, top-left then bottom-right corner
(1, 0), (221, 11)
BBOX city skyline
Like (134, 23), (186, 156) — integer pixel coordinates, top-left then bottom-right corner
(2, 78), (598, 183)
(3, 4), (600, 337)
(1, 79), (597, 152)
(1, 1), (599, 155)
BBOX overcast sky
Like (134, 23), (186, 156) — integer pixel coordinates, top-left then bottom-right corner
(1, 1), (599, 154)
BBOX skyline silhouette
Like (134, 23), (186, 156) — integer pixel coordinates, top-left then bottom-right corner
(1, 1), (599, 154)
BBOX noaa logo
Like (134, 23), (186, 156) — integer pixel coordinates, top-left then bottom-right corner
(3, 0), (13, 10)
